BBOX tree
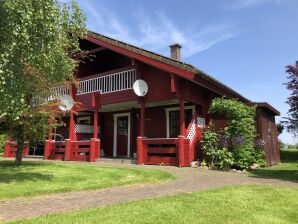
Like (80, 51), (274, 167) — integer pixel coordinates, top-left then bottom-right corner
(0, 0), (86, 165)
(283, 61), (298, 137)
(276, 123), (284, 136)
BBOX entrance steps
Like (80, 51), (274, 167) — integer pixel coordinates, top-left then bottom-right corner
(96, 157), (136, 164)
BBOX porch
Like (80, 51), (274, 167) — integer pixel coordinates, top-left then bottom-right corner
(4, 64), (207, 166)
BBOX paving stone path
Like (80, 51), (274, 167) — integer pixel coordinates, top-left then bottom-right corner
(0, 162), (297, 222)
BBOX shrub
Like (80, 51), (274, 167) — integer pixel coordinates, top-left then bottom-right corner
(232, 146), (255, 170)
(201, 129), (219, 167)
(201, 129), (234, 169)
(217, 148), (234, 170)
(0, 133), (9, 154)
(200, 98), (266, 170)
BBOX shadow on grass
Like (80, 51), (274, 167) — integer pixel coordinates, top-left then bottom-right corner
(0, 160), (53, 183)
(249, 149), (298, 183)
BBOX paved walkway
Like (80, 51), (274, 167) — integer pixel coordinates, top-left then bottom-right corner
(0, 162), (297, 222)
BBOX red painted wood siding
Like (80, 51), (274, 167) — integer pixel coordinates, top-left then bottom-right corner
(144, 106), (167, 138)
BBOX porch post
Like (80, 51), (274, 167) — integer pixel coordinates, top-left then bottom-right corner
(137, 99), (145, 164)
(180, 97), (185, 135)
(69, 111), (75, 140)
(48, 117), (53, 140)
(65, 139), (72, 161)
(179, 97), (185, 167)
(68, 82), (76, 141)
(140, 99), (145, 137)
(93, 108), (98, 139)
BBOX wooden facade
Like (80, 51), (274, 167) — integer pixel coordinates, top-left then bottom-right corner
(4, 31), (280, 166)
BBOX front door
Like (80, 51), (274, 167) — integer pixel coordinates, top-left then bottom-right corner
(116, 116), (129, 156)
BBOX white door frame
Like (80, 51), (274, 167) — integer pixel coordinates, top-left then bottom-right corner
(165, 106), (195, 138)
(113, 112), (131, 158)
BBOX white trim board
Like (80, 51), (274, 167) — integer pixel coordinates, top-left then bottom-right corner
(113, 112), (131, 158)
(165, 106), (195, 138)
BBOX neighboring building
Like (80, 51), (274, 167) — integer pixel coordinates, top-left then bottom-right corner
(4, 31), (280, 166)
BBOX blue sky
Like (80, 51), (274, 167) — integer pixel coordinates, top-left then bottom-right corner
(72, 0), (297, 144)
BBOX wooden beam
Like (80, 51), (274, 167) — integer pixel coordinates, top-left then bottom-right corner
(180, 97), (185, 136)
(93, 108), (98, 139)
(87, 46), (106, 55)
(140, 99), (145, 137)
(48, 117), (53, 141)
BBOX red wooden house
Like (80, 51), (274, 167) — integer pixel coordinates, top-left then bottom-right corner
(4, 31), (280, 166)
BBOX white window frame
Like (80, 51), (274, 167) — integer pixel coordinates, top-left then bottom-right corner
(165, 106), (195, 138)
(113, 112), (131, 158)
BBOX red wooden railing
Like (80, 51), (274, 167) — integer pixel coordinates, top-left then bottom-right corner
(4, 141), (29, 158)
(45, 141), (66, 160)
(45, 139), (100, 162)
(137, 112), (204, 167)
(143, 138), (179, 166)
(137, 137), (191, 167)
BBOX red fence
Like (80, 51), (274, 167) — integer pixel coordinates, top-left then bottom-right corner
(137, 137), (191, 167)
(45, 139), (100, 162)
(4, 141), (29, 158)
(46, 141), (66, 160)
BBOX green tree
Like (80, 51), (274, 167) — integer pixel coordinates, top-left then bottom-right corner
(0, 0), (86, 165)
(276, 123), (284, 135)
(283, 61), (298, 136)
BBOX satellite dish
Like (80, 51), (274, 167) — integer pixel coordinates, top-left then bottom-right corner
(133, 79), (148, 97)
(58, 94), (74, 111)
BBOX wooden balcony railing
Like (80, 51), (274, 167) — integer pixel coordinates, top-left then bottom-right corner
(77, 69), (137, 95)
(34, 68), (137, 105)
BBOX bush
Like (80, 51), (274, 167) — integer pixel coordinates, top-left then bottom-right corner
(201, 98), (266, 170)
(201, 129), (234, 169)
(201, 129), (219, 167)
(232, 146), (254, 170)
(0, 133), (9, 154)
(217, 148), (234, 170)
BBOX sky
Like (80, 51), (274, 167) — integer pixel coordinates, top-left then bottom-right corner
(70, 0), (297, 144)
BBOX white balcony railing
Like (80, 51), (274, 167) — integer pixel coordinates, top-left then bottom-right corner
(77, 69), (137, 95)
(33, 69), (136, 105)
(47, 84), (70, 101)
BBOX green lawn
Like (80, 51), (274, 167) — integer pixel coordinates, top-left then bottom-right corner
(11, 186), (298, 224)
(249, 148), (298, 182)
(0, 160), (174, 199)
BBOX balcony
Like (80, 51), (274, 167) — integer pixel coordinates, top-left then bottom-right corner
(49, 68), (137, 100)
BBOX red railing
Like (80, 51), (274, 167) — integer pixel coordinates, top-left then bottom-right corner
(4, 141), (29, 158)
(137, 137), (191, 166)
(68, 140), (99, 162)
(45, 139), (100, 162)
(45, 141), (66, 160)
(143, 138), (179, 166)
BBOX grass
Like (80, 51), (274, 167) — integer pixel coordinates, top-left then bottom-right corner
(0, 160), (174, 199)
(249, 148), (298, 182)
(11, 185), (298, 224)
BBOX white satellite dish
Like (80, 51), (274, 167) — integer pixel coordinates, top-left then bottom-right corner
(58, 94), (74, 111)
(133, 79), (148, 97)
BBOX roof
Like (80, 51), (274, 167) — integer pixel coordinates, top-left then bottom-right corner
(86, 31), (279, 115)
(87, 31), (251, 102)
(252, 102), (280, 116)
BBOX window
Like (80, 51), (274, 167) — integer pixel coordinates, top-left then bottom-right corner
(165, 106), (195, 138)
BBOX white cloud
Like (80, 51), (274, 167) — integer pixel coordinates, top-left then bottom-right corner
(77, 1), (235, 59)
(227, 0), (283, 10)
